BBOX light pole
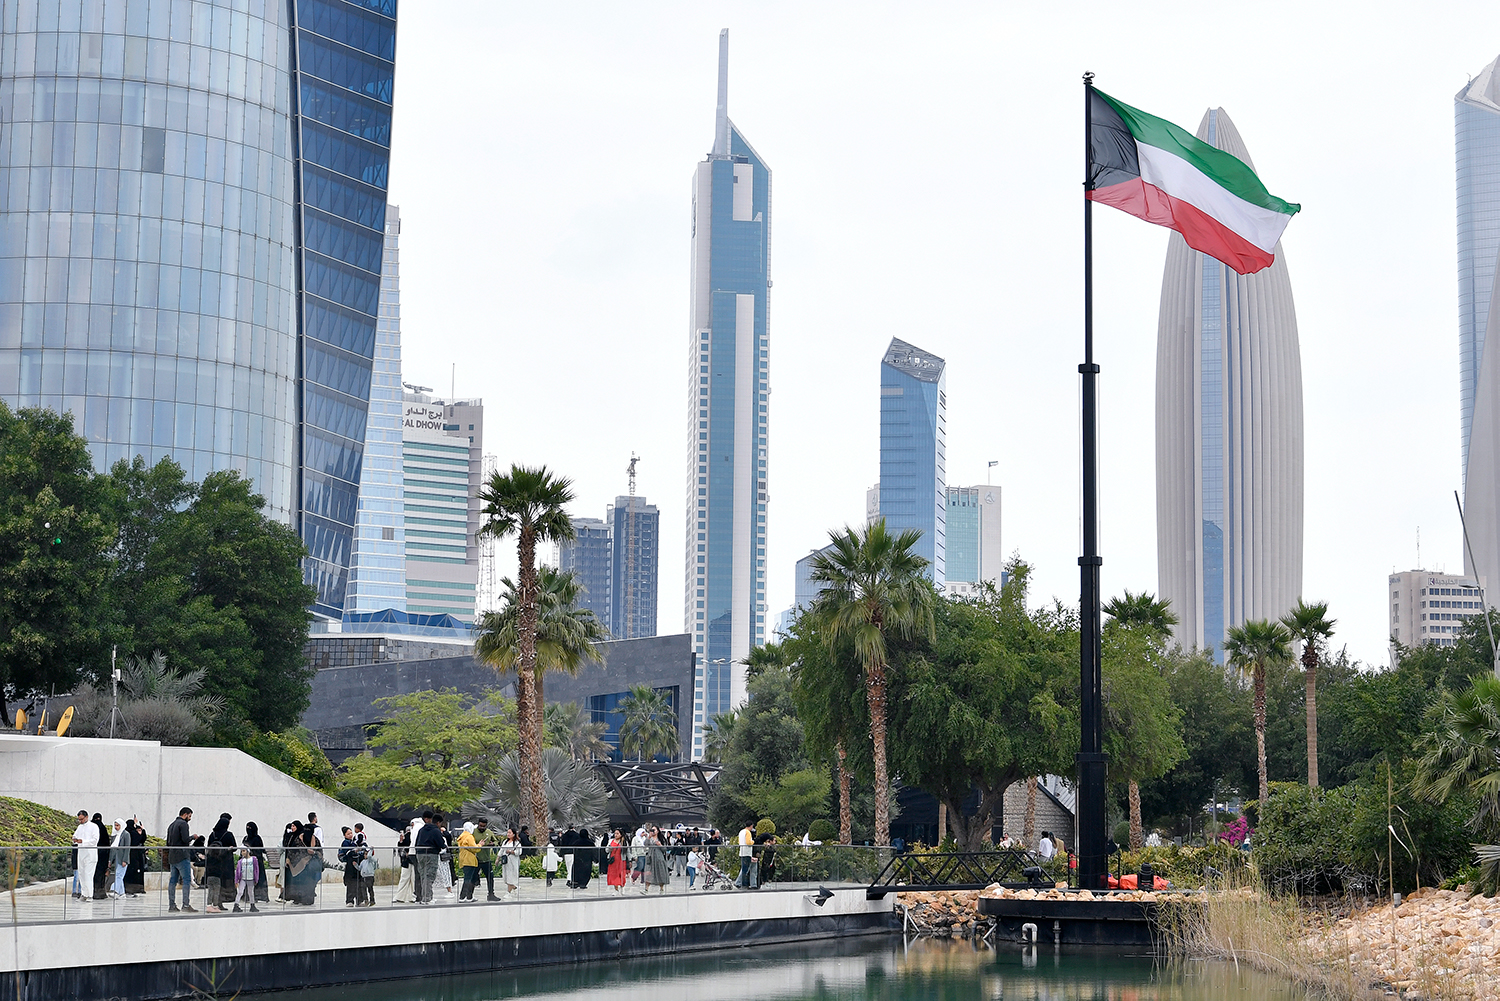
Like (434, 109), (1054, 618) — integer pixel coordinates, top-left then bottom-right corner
(108, 645), (121, 739)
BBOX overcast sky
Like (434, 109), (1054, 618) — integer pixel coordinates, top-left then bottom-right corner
(386, 2), (1500, 667)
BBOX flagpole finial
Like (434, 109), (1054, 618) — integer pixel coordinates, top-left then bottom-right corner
(1083, 71), (1094, 85)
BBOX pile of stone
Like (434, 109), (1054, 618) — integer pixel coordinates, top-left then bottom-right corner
(894, 890), (984, 938)
(979, 884), (1180, 903)
(1305, 887), (1500, 999)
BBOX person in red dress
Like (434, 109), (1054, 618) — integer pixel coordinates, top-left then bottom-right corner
(607, 829), (627, 894)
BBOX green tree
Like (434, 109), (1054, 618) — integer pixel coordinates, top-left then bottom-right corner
(475, 566), (607, 731)
(1316, 650), (1436, 787)
(809, 520), (936, 846)
(544, 701), (611, 761)
(711, 665), (811, 832)
(128, 468), (314, 730)
(0, 404), (115, 721)
(1138, 647), (1255, 834)
(1224, 619), (1293, 808)
(1281, 599), (1336, 788)
(1101, 623), (1186, 847)
(339, 689), (518, 814)
(477, 464), (576, 835)
(886, 561), (1078, 849)
(745, 767), (831, 840)
(1412, 675), (1500, 857)
(475, 746), (608, 831)
(618, 684), (679, 762)
(1103, 589), (1182, 847)
(66, 651), (227, 745)
(702, 709), (738, 765)
(743, 641), (788, 680)
(787, 610), (868, 845)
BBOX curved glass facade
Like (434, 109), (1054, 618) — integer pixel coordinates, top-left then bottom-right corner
(0, 0), (299, 519)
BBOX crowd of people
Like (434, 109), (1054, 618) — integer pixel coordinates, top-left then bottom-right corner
(67, 806), (799, 913)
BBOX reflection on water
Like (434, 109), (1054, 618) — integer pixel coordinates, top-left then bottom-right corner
(270, 936), (1306, 1000)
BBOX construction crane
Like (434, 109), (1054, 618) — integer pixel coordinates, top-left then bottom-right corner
(625, 453), (639, 639)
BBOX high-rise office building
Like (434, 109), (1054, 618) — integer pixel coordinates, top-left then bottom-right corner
(401, 389), (482, 623)
(1457, 56), (1500, 486)
(1156, 108), (1303, 658)
(793, 543), (835, 615)
(878, 338), (947, 585)
(610, 495), (659, 640)
(684, 30), (771, 760)
(1388, 570), (1487, 661)
(1456, 57), (1500, 600)
(344, 205), (404, 614)
(0, 0), (398, 622)
(944, 485), (1002, 593)
(559, 517), (612, 628)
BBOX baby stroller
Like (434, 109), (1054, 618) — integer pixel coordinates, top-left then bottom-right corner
(697, 856), (733, 891)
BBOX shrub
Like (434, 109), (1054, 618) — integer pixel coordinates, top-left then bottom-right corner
(245, 729), (337, 792)
(756, 818), (776, 837)
(1254, 782), (1360, 894)
(807, 819), (836, 843)
(335, 786), (374, 817)
(1116, 841), (1248, 887)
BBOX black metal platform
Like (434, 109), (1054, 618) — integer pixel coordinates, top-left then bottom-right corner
(978, 893), (1161, 947)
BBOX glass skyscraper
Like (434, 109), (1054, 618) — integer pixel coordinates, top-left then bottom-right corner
(560, 516), (612, 629)
(1156, 108), (1302, 659)
(878, 338), (946, 585)
(684, 30), (770, 760)
(343, 202), (403, 614)
(610, 495), (658, 640)
(1457, 57), (1500, 487)
(0, 0), (397, 621)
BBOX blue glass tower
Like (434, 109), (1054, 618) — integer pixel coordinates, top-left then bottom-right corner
(684, 30), (770, 760)
(878, 338), (946, 585)
(291, 0), (397, 618)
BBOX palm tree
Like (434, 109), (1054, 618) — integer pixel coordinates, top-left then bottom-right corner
(1223, 619), (1293, 808)
(619, 685), (679, 762)
(544, 701), (612, 762)
(476, 464), (576, 835)
(743, 641), (787, 680)
(1104, 590), (1178, 848)
(475, 566), (607, 745)
(701, 709), (737, 764)
(472, 746), (609, 831)
(1103, 590), (1178, 637)
(1280, 599), (1335, 788)
(1413, 676), (1500, 891)
(809, 520), (935, 846)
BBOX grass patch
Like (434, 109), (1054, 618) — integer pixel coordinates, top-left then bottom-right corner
(0, 795), (79, 847)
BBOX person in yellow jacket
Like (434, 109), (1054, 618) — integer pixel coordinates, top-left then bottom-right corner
(456, 822), (480, 901)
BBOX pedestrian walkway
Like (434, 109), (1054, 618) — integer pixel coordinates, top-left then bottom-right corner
(0, 874), (857, 924)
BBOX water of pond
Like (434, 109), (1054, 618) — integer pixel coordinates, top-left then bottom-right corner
(268, 934), (1309, 1000)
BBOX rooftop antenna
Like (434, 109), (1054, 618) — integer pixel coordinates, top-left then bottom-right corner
(712, 29), (730, 159)
(625, 453), (640, 639)
(1454, 490), (1500, 677)
(1417, 526), (1421, 570)
(987, 460), (998, 485)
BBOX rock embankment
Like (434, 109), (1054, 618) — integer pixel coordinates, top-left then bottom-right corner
(1304, 887), (1500, 1000)
(979, 884), (1178, 903)
(894, 890), (982, 937)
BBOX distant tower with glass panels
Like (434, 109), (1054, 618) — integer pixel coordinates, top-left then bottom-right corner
(1156, 108), (1303, 659)
(878, 338), (947, 585)
(0, 0), (398, 623)
(559, 517), (612, 629)
(610, 495), (659, 640)
(684, 30), (771, 760)
(344, 204), (405, 614)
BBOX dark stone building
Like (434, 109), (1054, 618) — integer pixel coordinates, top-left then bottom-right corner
(302, 633), (694, 765)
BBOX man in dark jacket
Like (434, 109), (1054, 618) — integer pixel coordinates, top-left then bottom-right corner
(413, 813), (446, 905)
(165, 807), (194, 912)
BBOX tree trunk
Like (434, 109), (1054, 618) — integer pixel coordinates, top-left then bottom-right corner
(517, 527), (547, 837)
(1128, 780), (1143, 850)
(866, 659), (890, 846)
(836, 739), (852, 845)
(1023, 776), (1037, 846)
(533, 667), (546, 755)
(1304, 648), (1319, 788)
(937, 802), (946, 846)
(1254, 663), (1269, 808)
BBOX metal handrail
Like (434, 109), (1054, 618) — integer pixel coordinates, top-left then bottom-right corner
(865, 849), (1068, 898)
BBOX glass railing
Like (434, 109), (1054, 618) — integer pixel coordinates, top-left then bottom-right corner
(0, 843), (888, 923)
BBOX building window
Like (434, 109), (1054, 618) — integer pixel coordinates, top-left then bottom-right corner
(381, 526), (394, 540)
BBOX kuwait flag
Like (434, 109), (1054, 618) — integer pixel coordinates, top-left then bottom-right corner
(1088, 89), (1299, 275)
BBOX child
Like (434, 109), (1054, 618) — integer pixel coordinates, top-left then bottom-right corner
(233, 847), (260, 913)
(543, 842), (560, 888)
(686, 847), (702, 890)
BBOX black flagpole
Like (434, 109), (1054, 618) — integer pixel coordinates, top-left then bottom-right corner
(1077, 71), (1108, 892)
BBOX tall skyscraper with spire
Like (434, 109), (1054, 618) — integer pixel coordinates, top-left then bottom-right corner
(1156, 108), (1303, 658)
(684, 30), (771, 760)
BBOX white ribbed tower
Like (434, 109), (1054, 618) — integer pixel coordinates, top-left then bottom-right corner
(1156, 108), (1304, 656)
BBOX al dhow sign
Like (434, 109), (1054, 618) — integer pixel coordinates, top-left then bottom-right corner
(403, 403), (446, 432)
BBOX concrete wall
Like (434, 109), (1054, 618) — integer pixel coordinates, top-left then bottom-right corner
(0, 735), (396, 846)
(1002, 781), (1075, 851)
